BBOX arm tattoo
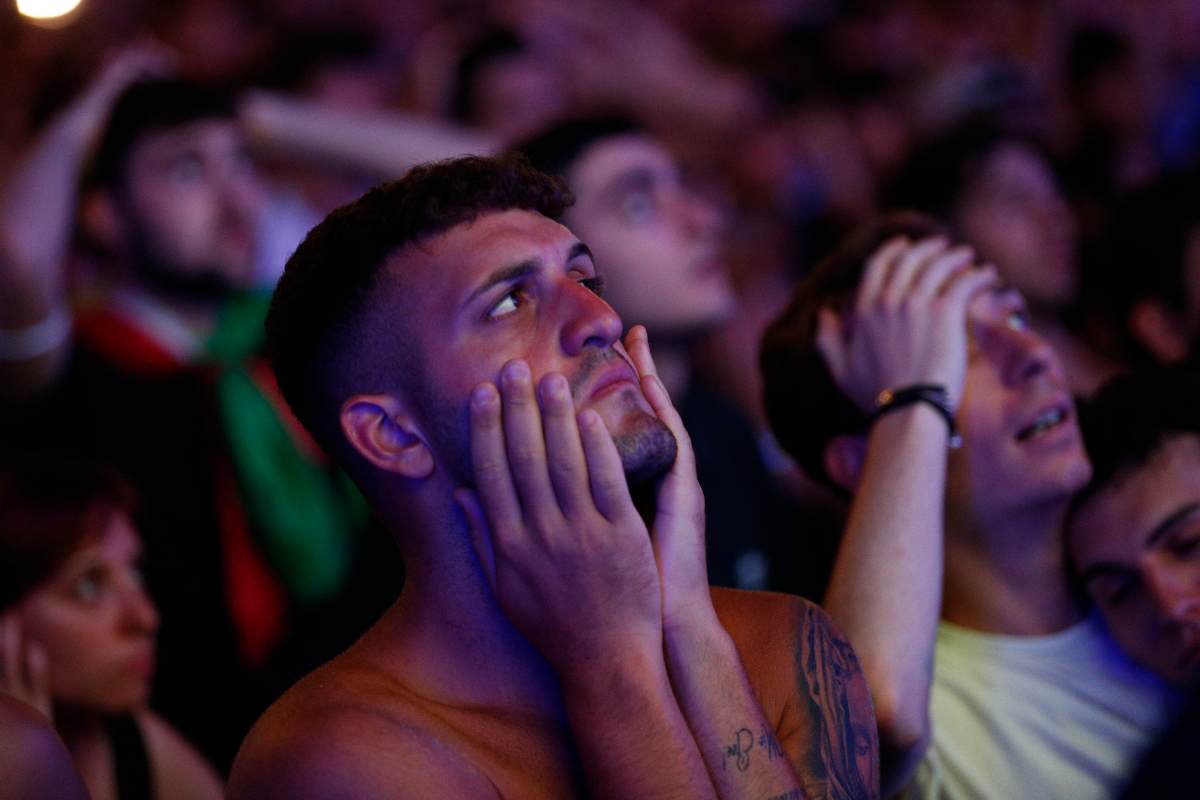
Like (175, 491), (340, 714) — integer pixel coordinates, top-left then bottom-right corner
(723, 725), (785, 774)
(724, 728), (754, 772)
(794, 604), (880, 800)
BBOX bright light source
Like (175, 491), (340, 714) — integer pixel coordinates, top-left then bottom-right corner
(16, 0), (83, 21)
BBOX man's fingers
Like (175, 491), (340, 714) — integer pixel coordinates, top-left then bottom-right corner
(880, 236), (949, 306)
(455, 488), (498, 596)
(857, 236), (910, 308)
(537, 372), (591, 513)
(577, 409), (635, 520)
(909, 245), (975, 300)
(943, 263), (1000, 312)
(498, 360), (560, 526)
(815, 306), (847, 380)
(625, 325), (658, 380)
(469, 381), (524, 538)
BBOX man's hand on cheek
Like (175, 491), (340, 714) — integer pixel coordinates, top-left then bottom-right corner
(455, 358), (664, 674)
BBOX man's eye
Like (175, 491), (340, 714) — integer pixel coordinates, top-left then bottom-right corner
(1006, 310), (1030, 332)
(73, 573), (102, 604)
(1168, 532), (1200, 559)
(580, 275), (606, 296)
(487, 290), (523, 320)
(621, 191), (657, 224)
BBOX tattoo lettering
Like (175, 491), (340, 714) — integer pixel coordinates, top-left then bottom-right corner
(759, 727), (784, 762)
(723, 727), (754, 772)
(794, 603), (880, 799)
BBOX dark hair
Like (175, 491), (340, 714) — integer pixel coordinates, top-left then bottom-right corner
(265, 154), (574, 462)
(0, 458), (138, 609)
(449, 28), (525, 124)
(887, 122), (1047, 224)
(1085, 170), (1200, 365)
(86, 79), (237, 190)
(760, 211), (948, 491)
(513, 115), (645, 181)
(1069, 364), (1200, 521)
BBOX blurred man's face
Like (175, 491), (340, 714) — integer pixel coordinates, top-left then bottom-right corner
(1069, 434), (1200, 685)
(121, 119), (265, 297)
(387, 208), (675, 486)
(944, 282), (1092, 521)
(956, 143), (1077, 310)
(564, 135), (736, 338)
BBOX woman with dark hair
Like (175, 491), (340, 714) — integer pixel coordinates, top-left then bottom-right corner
(0, 459), (222, 800)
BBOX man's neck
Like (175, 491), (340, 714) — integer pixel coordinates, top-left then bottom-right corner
(941, 499), (1085, 635)
(368, 496), (568, 722)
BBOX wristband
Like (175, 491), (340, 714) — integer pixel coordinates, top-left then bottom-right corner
(871, 383), (962, 449)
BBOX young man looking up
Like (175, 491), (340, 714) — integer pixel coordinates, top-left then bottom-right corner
(760, 212), (1175, 798)
(228, 155), (879, 799)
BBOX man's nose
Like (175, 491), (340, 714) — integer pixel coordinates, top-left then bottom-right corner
(1146, 563), (1200, 627)
(558, 279), (623, 355)
(1004, 326), (1057, 386)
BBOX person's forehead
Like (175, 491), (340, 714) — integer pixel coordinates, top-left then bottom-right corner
(127, 118), (244, 164)
(1073, 435), (1200, 560)
(390, 207), (582, 301)
(569, 134), (677, 201)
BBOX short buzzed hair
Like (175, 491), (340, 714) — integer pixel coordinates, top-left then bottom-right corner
(266, 154), (573, 463)
(760, 211), (948, 491)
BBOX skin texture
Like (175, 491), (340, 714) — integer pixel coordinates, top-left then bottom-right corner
(1069, 434), (1200, 686)
(229, 207), (879, 799)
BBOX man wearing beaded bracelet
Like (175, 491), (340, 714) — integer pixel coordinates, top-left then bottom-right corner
(760, 211), (1176, 799)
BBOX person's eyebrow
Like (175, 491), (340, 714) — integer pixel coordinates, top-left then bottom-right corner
(566, 241), (593, 265)
(464, 259), (540, 309)
(463, 242), (594, 309)
(1145, 501), (1200, 550)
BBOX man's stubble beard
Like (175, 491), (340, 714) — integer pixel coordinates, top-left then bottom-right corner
(418, 363), (678, 493)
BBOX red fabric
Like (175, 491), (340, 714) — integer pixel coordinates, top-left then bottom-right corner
(75, 309), (183, 374)
(214, 456), (288, 668)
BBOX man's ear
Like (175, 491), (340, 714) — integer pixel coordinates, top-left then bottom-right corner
(1129, 299), (1189, 364)
(340, 394), (434, 479)
(823, 433), (867, 493)
(78, 189), (125, 252)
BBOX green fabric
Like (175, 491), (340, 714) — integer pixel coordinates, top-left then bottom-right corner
(206, 291), (364, 603)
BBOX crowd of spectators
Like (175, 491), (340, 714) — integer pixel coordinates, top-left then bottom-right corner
(1, 0), (1199, 797)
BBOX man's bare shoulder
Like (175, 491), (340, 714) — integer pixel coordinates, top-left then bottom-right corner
(711, 587), (881, 800)
(227, 658), (498, 800)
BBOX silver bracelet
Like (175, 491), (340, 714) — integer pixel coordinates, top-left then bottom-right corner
(0, 305), (72, 362)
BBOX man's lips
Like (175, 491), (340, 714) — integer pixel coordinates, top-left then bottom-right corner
(585, 360), (640, 403)
(1015, 395), (1073, 443)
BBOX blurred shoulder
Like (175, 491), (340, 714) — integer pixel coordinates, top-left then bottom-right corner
(227, 660), (498, 800)
(0, 695), (88, 800)
(138, 710), (223, 800)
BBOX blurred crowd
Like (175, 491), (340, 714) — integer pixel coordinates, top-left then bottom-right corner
(2, 0), (1200, 797)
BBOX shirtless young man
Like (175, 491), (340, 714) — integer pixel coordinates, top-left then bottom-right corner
(226, 155), (879, 799)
